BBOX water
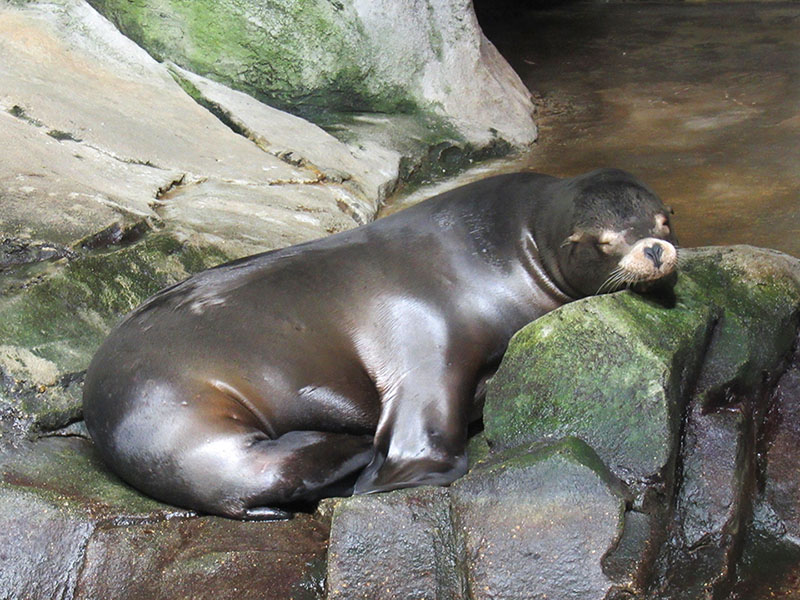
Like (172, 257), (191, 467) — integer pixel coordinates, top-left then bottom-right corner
(394, 3), (800, 256)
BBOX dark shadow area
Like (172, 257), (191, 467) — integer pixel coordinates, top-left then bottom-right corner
(474, 0), (585, 38)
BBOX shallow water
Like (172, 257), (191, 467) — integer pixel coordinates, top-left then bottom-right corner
(394, 3), (800, 257)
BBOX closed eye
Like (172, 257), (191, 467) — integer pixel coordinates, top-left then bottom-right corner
(595, 240), (614, 254)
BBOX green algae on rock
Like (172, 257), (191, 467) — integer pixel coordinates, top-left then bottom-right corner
(0, 231), (231, 437)
(484, 246), (800, 484)
(85, 0), (537, 151)
(483, 284), (712, 481)
(88, 0), (408, 116)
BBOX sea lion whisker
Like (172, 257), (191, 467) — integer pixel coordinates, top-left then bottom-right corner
(606, 268), (633, 294)
(597, 266), (624, 294)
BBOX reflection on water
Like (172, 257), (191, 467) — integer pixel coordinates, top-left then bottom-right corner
(391, 3), (800, 257)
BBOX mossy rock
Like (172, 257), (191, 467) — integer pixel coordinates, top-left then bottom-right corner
(83, 0), (530, 181)
(484, 246), (800, 483)
(0, 230), (230, 438)
(87, 0), (422, 119)
(683, 246), (800, 401)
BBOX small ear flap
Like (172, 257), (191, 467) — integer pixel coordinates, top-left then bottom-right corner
(561, 231), (588, 247)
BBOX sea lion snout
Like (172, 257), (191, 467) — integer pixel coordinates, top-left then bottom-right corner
(619, 237), (678, 282)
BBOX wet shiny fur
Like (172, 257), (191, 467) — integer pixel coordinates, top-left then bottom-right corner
(83, 168), (677, 520)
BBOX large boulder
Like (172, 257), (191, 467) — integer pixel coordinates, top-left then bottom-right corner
(0, 0), (395, 444)
(484, 246), (800, 598)
(85, 0), (537, 152)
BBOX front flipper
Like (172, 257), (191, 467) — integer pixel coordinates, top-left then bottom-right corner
(352, 376), (472, 495)
(353, 445), (468, 494)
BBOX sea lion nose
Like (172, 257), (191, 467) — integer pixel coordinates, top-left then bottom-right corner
(644, 243), (664, 269)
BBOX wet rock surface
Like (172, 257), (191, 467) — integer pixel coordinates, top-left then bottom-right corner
(327, 439), (628, 600)
(0, 436), (329, 600)
(2, 1), (800, 598)
(484, 246), (800, 599)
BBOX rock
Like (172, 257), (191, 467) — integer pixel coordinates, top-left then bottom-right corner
(155, 180), (366, 257)
(0, 435), (329, 600)
(0, 0), (399, 442)
(86, 0), (537, 151)
(451, 439), (629, 600)
(730, 347), (800, 599)
(650, 403), (751, 599)
(685, 246), (800, 402)
(648, 247), (800, 599)
(484, 273), (714, 484)
(326, 438), (630, 600)
(484, 246), (800, 598)
(168, 64), (401, 207)
(485, 247), (800, 483)
(0, 1), (312, 244)
(326, 487), (463, 600)
(0, 0), (390, 247)
(761, 352), (800, 541)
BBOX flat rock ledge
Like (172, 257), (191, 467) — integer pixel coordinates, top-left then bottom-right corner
(0, 0), (536, 443)
(2, 246), (800, 599)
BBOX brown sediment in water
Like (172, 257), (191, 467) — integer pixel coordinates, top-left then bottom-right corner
(389, 3), (800, 257)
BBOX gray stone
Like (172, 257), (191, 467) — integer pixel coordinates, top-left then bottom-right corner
(729, 349), (800, 600)
(74, 516), (328, 600)
(168, 65), (400, 208)
(326, 487), (464, 600)
(651, 403), (751, 599)
(155, 179), (368, 258)
(86, 0), (537, 150)
(602, 510), (658, 595)
(451, 439), (628, 600)
(483, 246), (800, 597)
(327, 439), (630, 600)
(762, 355), (800, 539)
(0, 488), (94, 600)
(0, 436), (329, 600)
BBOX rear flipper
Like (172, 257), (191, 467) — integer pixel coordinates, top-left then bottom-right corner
(131, 427), (374, 521)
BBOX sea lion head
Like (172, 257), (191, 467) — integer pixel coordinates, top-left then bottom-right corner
(537, 169), (678, 299)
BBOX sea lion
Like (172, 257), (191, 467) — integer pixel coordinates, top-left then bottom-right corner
(83, 168), (678, 520)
